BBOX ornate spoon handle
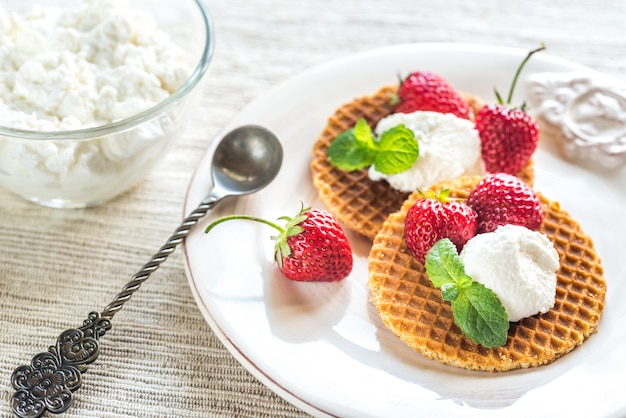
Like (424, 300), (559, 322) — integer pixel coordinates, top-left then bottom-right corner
(11, 197), (217, 418)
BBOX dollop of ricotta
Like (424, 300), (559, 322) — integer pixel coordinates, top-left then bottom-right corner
(0, 0), (190, 130)
(368, 111), (485, 192)
(459, 224), (559, 322)
(0, 0), (194, 206)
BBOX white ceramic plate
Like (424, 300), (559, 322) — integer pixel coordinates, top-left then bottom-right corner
(182, 43), (626, 418)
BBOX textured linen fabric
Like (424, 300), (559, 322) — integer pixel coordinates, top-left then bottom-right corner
(1, 0), (624, 416)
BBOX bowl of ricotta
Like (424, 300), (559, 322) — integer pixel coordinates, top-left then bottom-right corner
(0, 0), (214, 208)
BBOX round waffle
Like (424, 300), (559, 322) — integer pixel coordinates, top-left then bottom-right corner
(310, 86), (534, 241)
(367, 176), (606, 372)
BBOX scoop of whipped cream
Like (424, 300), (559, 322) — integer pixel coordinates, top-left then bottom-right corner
(459, 224), (559, 322)
(368, 111), (485, 192)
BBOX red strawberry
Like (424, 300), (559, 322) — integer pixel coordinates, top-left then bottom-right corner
(395, 71), (471, 119)
(205, 206), (353, 282)
(466, 173), (543, 234)
(475, 45), (545, 174)
(476, 104), (539, 174)
(404, 190), (477, 264)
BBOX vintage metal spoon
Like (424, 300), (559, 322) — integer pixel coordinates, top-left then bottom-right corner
(11, 125), (283, 418)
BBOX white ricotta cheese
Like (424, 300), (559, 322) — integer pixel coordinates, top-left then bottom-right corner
(459, 224), (560, 322)
(0, 0), (194, 206)
(368, 111), (485, 192)
(0, 0), (189, 130)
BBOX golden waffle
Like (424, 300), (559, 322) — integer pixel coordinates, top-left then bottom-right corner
(367, 176), (606, 372)
(310, 86), (534, 241)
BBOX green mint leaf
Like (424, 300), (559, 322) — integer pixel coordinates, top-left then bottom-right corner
(373, 124), (419, 174)
(425, 238), (509, 348)
(326, 127), (377, 171)
(326, 119), (418, 174)
(353, 118), (377, 149)
(424, 239), (466, 288)
(451, 282), (509, 348)
(440, 283), (459, 302)
(456, 275), (473, 290)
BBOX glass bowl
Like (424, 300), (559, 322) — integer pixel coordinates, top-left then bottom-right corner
(0, 0), (214, 208)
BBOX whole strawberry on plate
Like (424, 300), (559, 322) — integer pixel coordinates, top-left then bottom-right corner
(404, 189), (477, 264)
(476, 44), (545, 175)
(466, 173), (544, 234)
(205, 205), (353, 282)
(394, 71), (472, 119)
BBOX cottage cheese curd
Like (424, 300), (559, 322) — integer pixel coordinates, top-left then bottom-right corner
(0, 0), (189, 129)
(368, 111), (485, 192)
(0, 0), (195, 207)
(459, 224), (559, 322)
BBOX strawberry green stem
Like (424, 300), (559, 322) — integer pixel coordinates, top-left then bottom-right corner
(505, 43), (546, 105)
(204, 215), (284, 234)
(203, 205), (309, 270)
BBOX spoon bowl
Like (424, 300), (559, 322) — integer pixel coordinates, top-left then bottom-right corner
(209, 125), (283, 200)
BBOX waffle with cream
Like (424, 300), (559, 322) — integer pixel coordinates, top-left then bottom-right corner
(310, 86), (534, 240)
(367, 176), (606, 372)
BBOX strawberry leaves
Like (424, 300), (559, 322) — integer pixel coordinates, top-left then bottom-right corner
(327, 118), (419, 174)
(272, 210), (307, 269)
(425, 239), (509, 348)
